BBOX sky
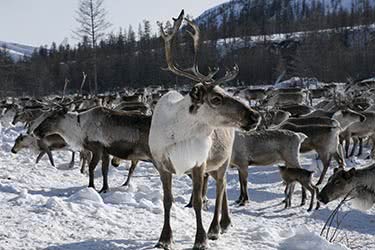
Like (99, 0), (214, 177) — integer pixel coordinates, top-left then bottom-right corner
(0, 0), (227, 47)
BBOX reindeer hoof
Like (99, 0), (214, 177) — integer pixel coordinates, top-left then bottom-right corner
(235, 198), (242, 204)
(220, 220), (231, 234)
(207, 232), (219, 240)
(155, 242), (173, 250)
(185, 202), (193, 208)
(238, 200), (249, 207)
(202, 200), (209, 211)
(193, 242), (208, 250)
(99, 188), (108, 194)
(316, 203), (320, 210)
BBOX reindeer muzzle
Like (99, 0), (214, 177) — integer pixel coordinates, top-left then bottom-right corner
(317, 192), (329, 204)
(241, 111), (260, 131)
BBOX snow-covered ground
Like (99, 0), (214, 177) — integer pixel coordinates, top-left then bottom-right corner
(0, 121), (374, 250)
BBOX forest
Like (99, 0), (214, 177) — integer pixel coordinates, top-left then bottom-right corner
(2, 0), (375, 96)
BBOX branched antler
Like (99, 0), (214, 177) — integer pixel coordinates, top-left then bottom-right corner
(159, 10), (239, 86)
(320, 189), (355, 243)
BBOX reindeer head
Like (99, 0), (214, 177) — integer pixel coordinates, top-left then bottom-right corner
(159, 10), (260, 131)
(33, 108), (69, 139)
(332, 108), (366, 130)
(11, 134), (36, 153)
(318, 168), (357, 204)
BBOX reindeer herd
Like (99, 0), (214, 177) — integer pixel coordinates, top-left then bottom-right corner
(1, 11), (375, 250)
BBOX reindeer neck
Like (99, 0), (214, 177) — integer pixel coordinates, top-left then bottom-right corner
(353, 166), (375, 191)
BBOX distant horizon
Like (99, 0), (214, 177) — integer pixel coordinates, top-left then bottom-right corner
(0, 0), (227, 47)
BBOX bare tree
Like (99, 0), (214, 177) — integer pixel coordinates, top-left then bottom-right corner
(74, 0), (111, 94)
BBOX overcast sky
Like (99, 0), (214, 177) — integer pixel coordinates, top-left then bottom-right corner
(0, 0), (227, 47)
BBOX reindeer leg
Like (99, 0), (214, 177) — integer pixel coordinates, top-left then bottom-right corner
(35, 151), (45, 164)
(220, 184), (231, 234)
(202, 173), (209, 211)
(284, 184), (290, 209)
(185, 174), (193, 208)
(186, 173), (209, 210)
(238, 166), (249, 206)
(46, 149), (55, 167)
(235, 168), (244, 204)
(155, 168), (174, 249)
(191, 163), (208, 249)
(88, 150), (101, 190)
(207, 169), (223, 240)
(349, 137), (358, 157)
(69, 152), (75, 168)
(305, 185), (315, 212)
(99, 151), (110, 193)
(316, 154), (331, 186)
(344, 138), (350, 158)
(288, 183), (295, 208)
(300, 186), (307, 206)
(122, 160), (139, 186)
(314, 186), (320, 210)
(334, 144), (346, 168)
(357, 137), (363, 157)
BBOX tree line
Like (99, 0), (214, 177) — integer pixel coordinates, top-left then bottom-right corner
(1, 0), (375, 97)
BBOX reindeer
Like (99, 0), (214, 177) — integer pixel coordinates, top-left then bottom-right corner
(263, 92), (305, 107)
(11, 133), (75, 168)
(12, 108), (47, 127)
(280, 123), (344, 185)
(287, 108), (365, 130)
(149, 11), (260, 249)
(33, 107), (153, 193)
(236, 88), (270, 106)
(258, 109), (290, 129)
(340, 111), (375, 158)
(279, 166), (320, 211)
(318, 164), (375, 207)
(278, 104), (314, 117)
(230, 129), (307, 206)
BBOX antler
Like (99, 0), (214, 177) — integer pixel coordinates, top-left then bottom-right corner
(184, 18), (219, 82)
(160, 10), (239, 86)
(159, 10), (202, 83)
(80, 72), (87, 95)
(214, 65), (240, 85)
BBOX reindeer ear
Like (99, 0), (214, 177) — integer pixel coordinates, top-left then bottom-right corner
(344, 168), (356, 180)
(189, 85), (204, 103)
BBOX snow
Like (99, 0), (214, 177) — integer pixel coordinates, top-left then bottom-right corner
(195, 0), (374, 28)
(0, 121), (374, 249)
(0, 40), (35, 61)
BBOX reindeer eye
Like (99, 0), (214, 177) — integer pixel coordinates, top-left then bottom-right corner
(211, 96), (223, 106)
(334, 180), (341, 185)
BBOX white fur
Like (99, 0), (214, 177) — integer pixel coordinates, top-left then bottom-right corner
(149, 91), (214, 175)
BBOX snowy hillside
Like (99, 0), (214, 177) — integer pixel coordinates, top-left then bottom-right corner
(0, 41), (35, 61)
(0, 116), (374, 249)
(195, 0), (373, 27)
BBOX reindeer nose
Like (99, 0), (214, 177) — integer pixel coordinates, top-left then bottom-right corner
(242, 110), (260, 131)
(317, 192), (329, 204)
(250, 111), (260, 125)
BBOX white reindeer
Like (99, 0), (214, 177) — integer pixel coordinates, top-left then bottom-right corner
(149, 11), (260, 250)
